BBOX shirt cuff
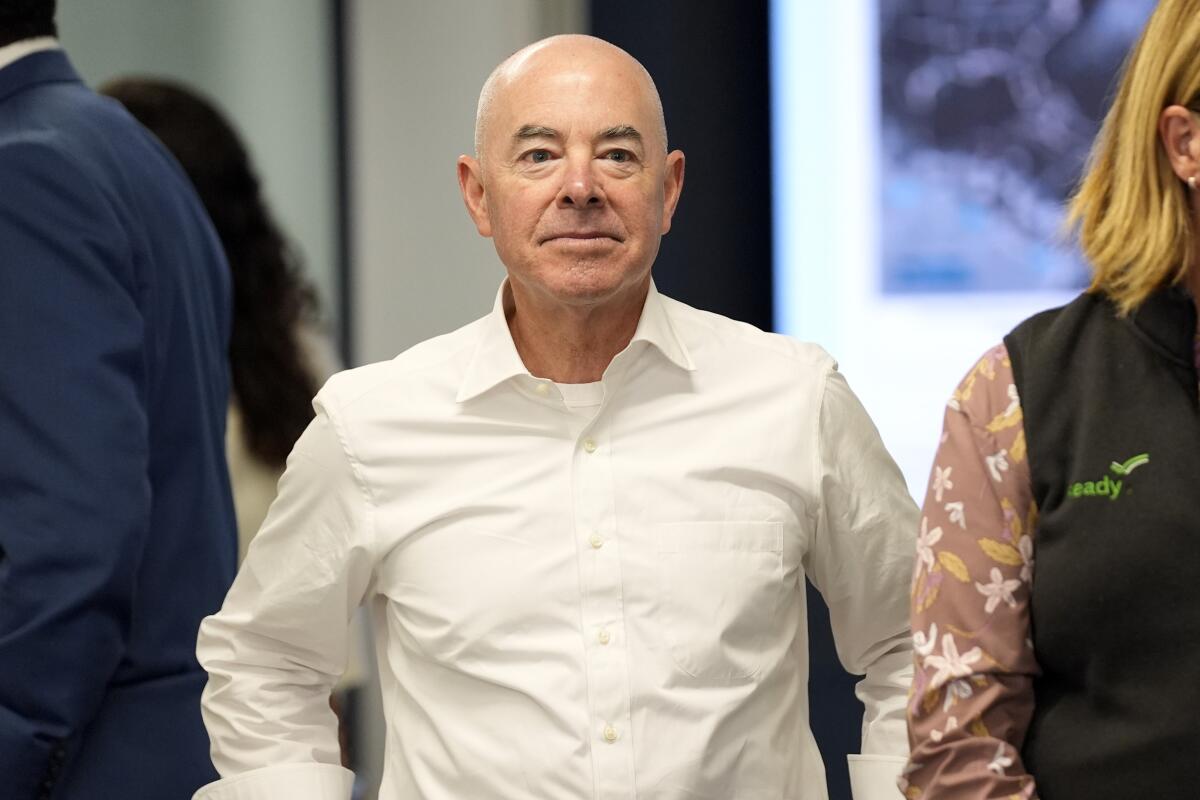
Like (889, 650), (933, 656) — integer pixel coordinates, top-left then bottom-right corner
(192, 763), (354, 800)
(847, 754), (907, 800)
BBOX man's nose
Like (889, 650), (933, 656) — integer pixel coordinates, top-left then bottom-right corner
(556, 157), (605, 208)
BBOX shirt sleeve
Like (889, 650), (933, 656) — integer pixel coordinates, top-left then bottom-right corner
(0, 141), (148, 797)
(902, 344), (1040, 800)
(195, 394), (373, 800)
(808, 366), (920, 799)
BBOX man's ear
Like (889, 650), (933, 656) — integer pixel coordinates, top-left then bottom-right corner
(457, 155), (492, 237)
(1158, 105), (1200, 186)
(659, 149), (686, 235)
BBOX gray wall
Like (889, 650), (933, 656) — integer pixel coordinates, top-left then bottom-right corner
(58, 0), (340, 333)
(348, 0), (586, 366)
(58, 0), (587, 366)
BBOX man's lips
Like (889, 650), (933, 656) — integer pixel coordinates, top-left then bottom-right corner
(541, 232), (623, 244)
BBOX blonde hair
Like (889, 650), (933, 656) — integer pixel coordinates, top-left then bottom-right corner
(1067, 0), (1200, 314)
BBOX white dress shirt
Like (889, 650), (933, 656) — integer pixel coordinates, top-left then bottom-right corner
(195, 282), (916, 800)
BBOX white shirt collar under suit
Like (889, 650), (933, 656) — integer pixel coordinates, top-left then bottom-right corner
(0, 36), (59, 73)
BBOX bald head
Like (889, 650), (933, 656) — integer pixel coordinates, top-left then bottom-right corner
(474, 34), (667, 161)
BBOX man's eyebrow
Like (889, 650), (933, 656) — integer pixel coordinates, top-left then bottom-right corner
(513, 125), (559, 141)
(510, 124), (644, 147)
(600, 125), (643, 143)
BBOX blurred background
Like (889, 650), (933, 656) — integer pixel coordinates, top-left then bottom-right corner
(56, 1), (1153, 797)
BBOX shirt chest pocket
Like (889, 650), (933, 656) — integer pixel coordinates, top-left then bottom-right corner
(654, 521), (786, 682)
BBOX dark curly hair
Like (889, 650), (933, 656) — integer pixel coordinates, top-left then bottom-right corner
(101, 77), (320, 468)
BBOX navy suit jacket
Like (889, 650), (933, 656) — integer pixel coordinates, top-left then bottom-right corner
(0, 50), (237, 798)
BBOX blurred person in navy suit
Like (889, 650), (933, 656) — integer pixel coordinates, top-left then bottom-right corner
(97, 77), (333, 564)
(99, 75), (363, 768)
(0, 1), (237, 798)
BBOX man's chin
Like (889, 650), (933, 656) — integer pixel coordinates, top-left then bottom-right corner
(520, 271), (646, 309)
(557, 274), (654, 309)
(545, 283), (621, 306)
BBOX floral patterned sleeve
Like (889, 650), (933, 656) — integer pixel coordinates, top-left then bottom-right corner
(901, 343), (1040, 800)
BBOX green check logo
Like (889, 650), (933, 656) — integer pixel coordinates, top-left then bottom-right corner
(1067, 452), (1150, 502)
(1109, 453), (1150, 476)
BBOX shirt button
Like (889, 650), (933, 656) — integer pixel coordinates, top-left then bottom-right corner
(588, 533), (604, 549)
(598, 629), (611, 645)
(534, 383), (550, 396)
(582, 437), (597, 453)
(603, 725), (619, 743)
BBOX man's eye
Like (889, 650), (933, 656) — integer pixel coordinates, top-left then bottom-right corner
(528, 150), (551, 164)
(604, 150), (631, 163)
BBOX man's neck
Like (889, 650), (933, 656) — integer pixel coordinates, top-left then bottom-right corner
(505, 279), (649, 384)
(0, 36), (58, 72)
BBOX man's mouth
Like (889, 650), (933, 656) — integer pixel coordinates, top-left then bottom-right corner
(542, 231), (622, 244)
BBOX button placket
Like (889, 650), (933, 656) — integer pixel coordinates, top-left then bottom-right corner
(571, 420), (635, 797)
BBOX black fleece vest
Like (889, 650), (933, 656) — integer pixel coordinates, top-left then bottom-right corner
(1003, 288), (1199, 800)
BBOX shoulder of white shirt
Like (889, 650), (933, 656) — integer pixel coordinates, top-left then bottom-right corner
(654, 291), (836, 371)
(316, 315), (487, 414)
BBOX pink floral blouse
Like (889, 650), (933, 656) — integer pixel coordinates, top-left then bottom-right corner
(902, 335), (1200, 799)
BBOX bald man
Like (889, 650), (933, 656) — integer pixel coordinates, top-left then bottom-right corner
(194, 35), (917, 800)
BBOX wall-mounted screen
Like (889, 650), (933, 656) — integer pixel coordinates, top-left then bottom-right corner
(772, 0), (1155, 497)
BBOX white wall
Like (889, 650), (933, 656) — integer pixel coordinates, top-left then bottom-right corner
(58, 0), (340, 333)
(348, 0), (586, 366)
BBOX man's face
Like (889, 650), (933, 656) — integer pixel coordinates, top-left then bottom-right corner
(459, 42), (685, 311)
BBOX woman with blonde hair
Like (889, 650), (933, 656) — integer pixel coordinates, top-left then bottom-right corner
(904, 2), (1200, 798)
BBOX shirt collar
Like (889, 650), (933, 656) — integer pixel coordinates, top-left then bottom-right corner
(455, 282), (530, 403)
(0, 36), (59, 73)
(456, 279), (695, 403)
(627, 280), (695, 373)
